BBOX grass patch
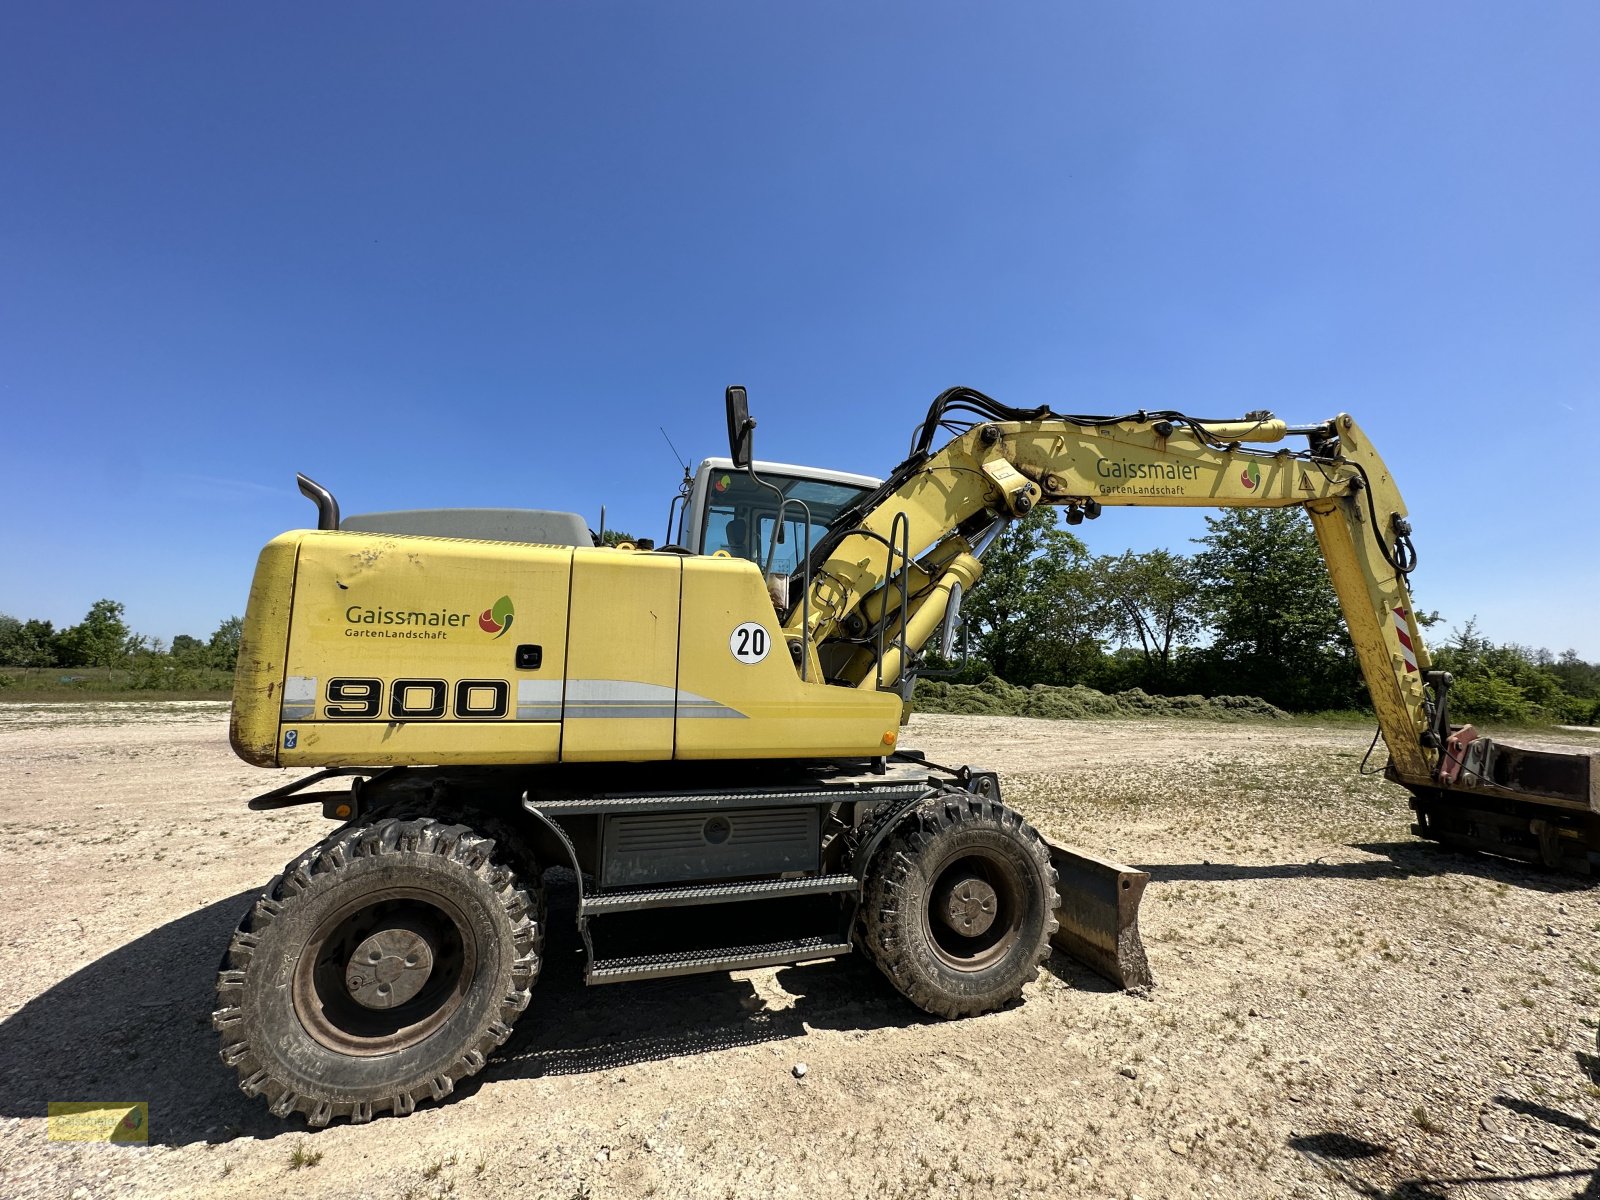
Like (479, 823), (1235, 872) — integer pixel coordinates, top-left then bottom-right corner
(288, 1142), (324, 1169)
(0, 666), (232, 703)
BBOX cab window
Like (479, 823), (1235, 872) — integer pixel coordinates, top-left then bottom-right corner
(698, 471), (870, 571)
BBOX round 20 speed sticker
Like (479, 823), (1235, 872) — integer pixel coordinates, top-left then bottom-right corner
(729, 621), (771, 664)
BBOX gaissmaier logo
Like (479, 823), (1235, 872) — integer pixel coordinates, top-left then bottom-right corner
(1240, 461), (1261, 490)
(479, 595), (515, 637)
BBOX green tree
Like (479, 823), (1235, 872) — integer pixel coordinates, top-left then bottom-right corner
(1431, 618), (1580, 723)
(55, 600), (144, 676)
(1093, 549), (1205, 686)
(1551, 648), (1600, 701)
(208, 616), (244, 671)
(128, 636), (213, 690)
(0, 615), (58, 668)
(962, 509), (1102, 684)
(1192, 508), (1362, 710)
(170, 633), (207, 660)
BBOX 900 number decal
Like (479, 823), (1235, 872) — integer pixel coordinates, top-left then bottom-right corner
(324, 677), (509, 720)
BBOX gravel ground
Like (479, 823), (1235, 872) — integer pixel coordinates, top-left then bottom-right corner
(0, 704), (1596, 1200)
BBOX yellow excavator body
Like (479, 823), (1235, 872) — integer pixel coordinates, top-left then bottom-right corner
(231, 533), (901, 770)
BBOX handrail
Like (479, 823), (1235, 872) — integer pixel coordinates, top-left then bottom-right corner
(875, 511), (912, 693)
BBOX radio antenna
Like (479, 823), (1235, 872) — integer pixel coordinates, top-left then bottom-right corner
(659, 426), (688, 472)
(660, 427), (694, 547)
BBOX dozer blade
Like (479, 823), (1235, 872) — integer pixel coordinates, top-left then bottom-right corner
(1044, 838), (1153, 990)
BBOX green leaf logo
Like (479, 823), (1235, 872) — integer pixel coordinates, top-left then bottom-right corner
(1241, 461), (1261, 490)
(478, 595), (515, 637)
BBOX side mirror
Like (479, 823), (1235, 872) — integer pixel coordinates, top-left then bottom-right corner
(725, 385), (754, 469)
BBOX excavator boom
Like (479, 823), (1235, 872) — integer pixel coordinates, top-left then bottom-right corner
(773, 386), (1595, 873)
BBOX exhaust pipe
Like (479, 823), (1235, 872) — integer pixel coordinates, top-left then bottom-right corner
(296, 473), (340, 531)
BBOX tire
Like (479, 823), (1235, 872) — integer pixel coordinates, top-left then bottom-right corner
(860, 792), (1057, 1019)
(214, 817), (543, 1126)
(364, 797), (545, 886)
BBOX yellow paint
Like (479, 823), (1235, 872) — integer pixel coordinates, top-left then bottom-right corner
(674, 556), (901, 759)
(232, 532), (901, 768)
(47, 1103), (147, 1143)
(561, 549), (679, 762)
(230, 534), (300, 766)
(783, 410), (1439, 786)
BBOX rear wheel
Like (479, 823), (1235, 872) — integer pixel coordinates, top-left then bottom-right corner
(214, 817), (542, 1125)
(861, 793), (1056, 1018)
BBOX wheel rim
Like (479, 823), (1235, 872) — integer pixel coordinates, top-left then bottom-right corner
(920, 847), (1026, 973)
(293, 887), (477, 1056)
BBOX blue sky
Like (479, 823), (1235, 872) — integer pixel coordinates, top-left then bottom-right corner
(3, 3), (1596, 656)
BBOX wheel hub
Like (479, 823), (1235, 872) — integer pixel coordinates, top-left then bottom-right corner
(935, 875), (999, 937)
(344, 928), (434, 1009)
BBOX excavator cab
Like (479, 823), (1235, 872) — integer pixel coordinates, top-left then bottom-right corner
(683, 465), (878, 570)
(660, 386), (881, 619)
(665, 386), (877, 577)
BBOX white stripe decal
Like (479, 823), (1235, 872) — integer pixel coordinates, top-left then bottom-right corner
(676, 696), (746, 719)
(281, 675), (317, 720)
(565, 706), (677, 720)
(516, 679), (564, 721)
(565, 680), (676, 703)
(670, 686), (745, 720)
(513, 679), (745, 721)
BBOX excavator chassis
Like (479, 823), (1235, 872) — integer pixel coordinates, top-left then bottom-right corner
(249, 754), (1154, 992)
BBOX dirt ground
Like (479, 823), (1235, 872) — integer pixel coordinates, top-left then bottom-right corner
(1, 704), (1597, 1200)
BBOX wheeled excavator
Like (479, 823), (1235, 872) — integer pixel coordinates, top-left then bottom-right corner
(217, 386), (1598, 1127)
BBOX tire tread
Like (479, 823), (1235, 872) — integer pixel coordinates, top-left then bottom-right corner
(860, 792), (1056, 1019)
(213, 815), (543, 1126)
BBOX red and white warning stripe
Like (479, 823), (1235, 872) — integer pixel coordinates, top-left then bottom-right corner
(1393, 607), (1418, 674)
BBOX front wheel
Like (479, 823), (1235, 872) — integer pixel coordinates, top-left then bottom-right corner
(860, 793), (1057, 1018)
(214, 817), (543, 1125)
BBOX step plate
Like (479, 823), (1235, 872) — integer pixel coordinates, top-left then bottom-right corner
(587, 936), (853, 984)
(528, 782), (928, 816)
(582, 873), (860, 914)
